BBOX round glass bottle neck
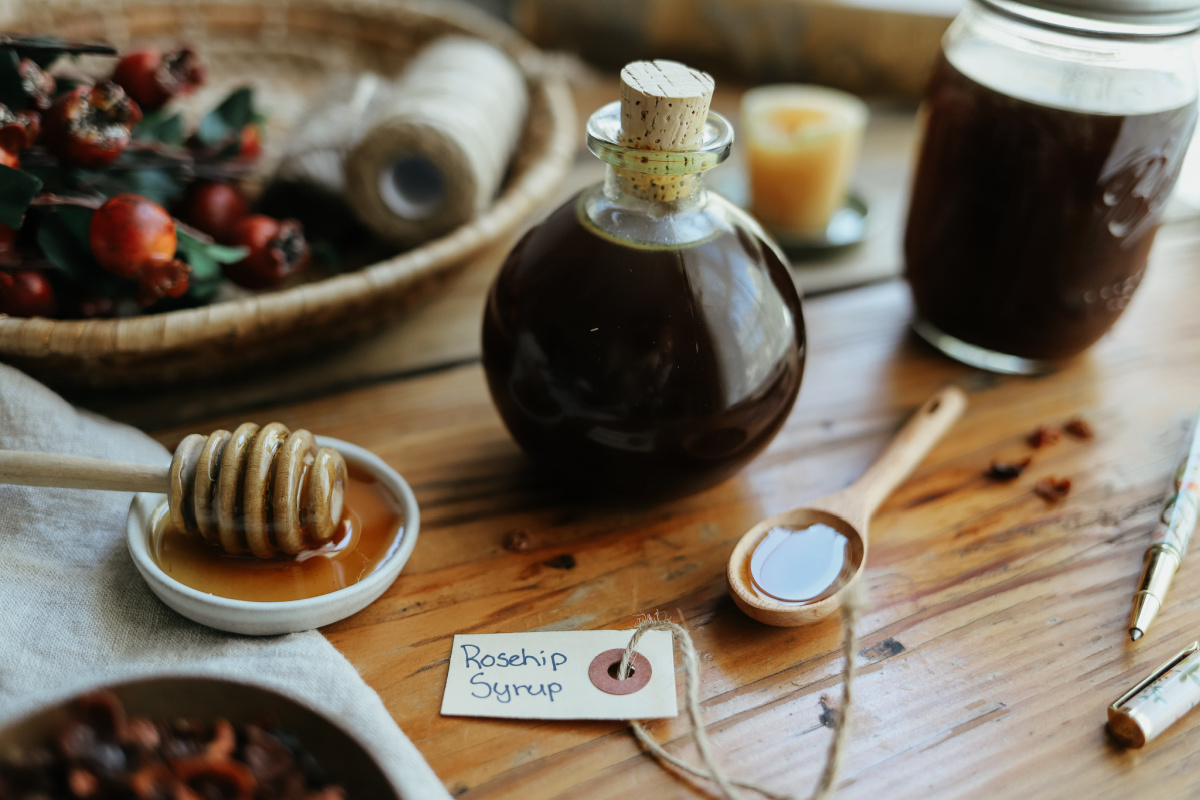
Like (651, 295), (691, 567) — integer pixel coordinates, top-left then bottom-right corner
(585, 101), (734, 176)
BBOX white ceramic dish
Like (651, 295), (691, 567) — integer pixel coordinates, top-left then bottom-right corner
(126, 437), (419, 636)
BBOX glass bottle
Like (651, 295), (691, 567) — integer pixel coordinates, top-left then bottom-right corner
(482, 65), (806, 500)
(904, 0), (1199, 374)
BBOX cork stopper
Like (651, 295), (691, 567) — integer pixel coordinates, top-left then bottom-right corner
(617, 60), (715, 202)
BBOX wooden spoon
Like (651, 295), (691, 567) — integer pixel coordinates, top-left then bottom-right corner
(0, 422), (346, 558)
(727, 386), (967, 626)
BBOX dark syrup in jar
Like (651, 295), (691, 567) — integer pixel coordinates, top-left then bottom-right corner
(905, 55), (1197, 361)
(482, 194), (806, 499)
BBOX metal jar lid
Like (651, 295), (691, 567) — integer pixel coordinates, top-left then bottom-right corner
(980, 0), (1200, 36)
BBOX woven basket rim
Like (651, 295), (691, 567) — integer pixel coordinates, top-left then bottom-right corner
(0, 0), (576, 359)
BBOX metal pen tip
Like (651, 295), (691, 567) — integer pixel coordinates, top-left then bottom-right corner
(1130, 628), (1144, 642)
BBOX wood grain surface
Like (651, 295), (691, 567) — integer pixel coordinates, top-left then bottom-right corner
(144, 209), (1200, 798)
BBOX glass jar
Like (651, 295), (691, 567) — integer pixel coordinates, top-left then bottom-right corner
(482, 101), (806, 500)
(904, 0), (1199, 374)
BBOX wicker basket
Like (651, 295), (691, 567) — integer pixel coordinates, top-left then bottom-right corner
(0, 0), (575, 389)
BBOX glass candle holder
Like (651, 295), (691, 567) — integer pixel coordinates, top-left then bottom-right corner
(741, 85), (868, 238)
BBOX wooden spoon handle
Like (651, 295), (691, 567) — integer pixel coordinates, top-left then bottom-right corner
(0, 451), (169, 493)
(851, 386), (967, 517)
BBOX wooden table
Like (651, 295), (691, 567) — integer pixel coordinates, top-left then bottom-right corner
(126, 85), (1200, 798)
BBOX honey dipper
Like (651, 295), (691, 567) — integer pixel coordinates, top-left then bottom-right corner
(0, 422), (346, 558)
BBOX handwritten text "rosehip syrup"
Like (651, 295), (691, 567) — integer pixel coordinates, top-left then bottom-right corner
(461, 644), (567, 704)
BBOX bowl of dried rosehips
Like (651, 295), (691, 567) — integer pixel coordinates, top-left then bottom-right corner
(0, 682), (403, 798)
(0, 0), (574, 388)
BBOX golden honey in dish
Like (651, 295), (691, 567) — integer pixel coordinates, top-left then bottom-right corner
(151, 464), (403, 602)
(748, 523), (850, 603)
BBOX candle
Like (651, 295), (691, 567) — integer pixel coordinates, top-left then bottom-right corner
(741, 85), (868, 236)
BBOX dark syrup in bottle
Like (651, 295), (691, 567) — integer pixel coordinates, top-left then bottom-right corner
(905, 55), (1197, 361)
(482, 194), (806, 499)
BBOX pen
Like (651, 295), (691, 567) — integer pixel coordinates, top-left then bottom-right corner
(1129, 409), (1200, 641)
(1108, 641), (1200, 747)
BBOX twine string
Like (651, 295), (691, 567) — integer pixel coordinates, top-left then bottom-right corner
(618, 584), (864, 800)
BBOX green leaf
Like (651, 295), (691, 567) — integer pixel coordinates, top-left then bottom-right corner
(195, 87), (255, 146)
(35, 205), (94, 280)
(177, 228), (247, 265)
(309, 239), (341, 271)
(176, 227), (246, 301)
(0, 164), (43, 227)
(134, 110), (186, 146)
(68, 166), (184, 207)
(118, 169), (181, 207)
(0, 48), (26, 110)
(186, 279), (221, 304)
(206, 242), (251, 263)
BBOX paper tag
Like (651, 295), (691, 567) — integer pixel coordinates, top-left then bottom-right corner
(440, 630), (677, 720)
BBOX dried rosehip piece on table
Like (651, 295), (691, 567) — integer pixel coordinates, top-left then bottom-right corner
(43, 82), (142, 168)
(112, 46), (206, 113)
(1064, 417), (1094, 440)
(503, 529), (532, 552)
(1034, 476), (1072, 502)
(986, 457), (1031, 482)
(1027, 425), (1061, 449)
(89, 193), (190, 305)
(224, 215), (310, 289)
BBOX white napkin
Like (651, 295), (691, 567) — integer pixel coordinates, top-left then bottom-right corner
(0, 363), (449, 800)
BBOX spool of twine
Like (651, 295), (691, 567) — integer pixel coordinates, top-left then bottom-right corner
(345, 35), (529, 247)
(270, 73), (386, 202)
(261, 73), (386, 243)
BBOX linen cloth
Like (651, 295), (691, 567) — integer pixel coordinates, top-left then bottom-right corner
(0, 363), (449, 800)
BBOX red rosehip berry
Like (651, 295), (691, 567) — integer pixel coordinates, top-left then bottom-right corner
(89, 194), (176, 278)
(0, 269), (56, 317)
(89, 194), (190, 305)
(18, 59), (55, 111)
(42, 83), (142, 168)
(224, 215), (310, 289)
(112, 47), (205, 113)
(77, 293), (116, 319)
(0, 223), (20, 267)
(135, 258), (190, 306)
(180, 180), (248, 244)
(238, 122), (262, 161)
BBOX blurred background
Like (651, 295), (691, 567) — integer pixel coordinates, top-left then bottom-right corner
(465, 0), (959, 100)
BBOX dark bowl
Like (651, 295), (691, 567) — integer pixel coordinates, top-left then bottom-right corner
(0, 676), (402, 799)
